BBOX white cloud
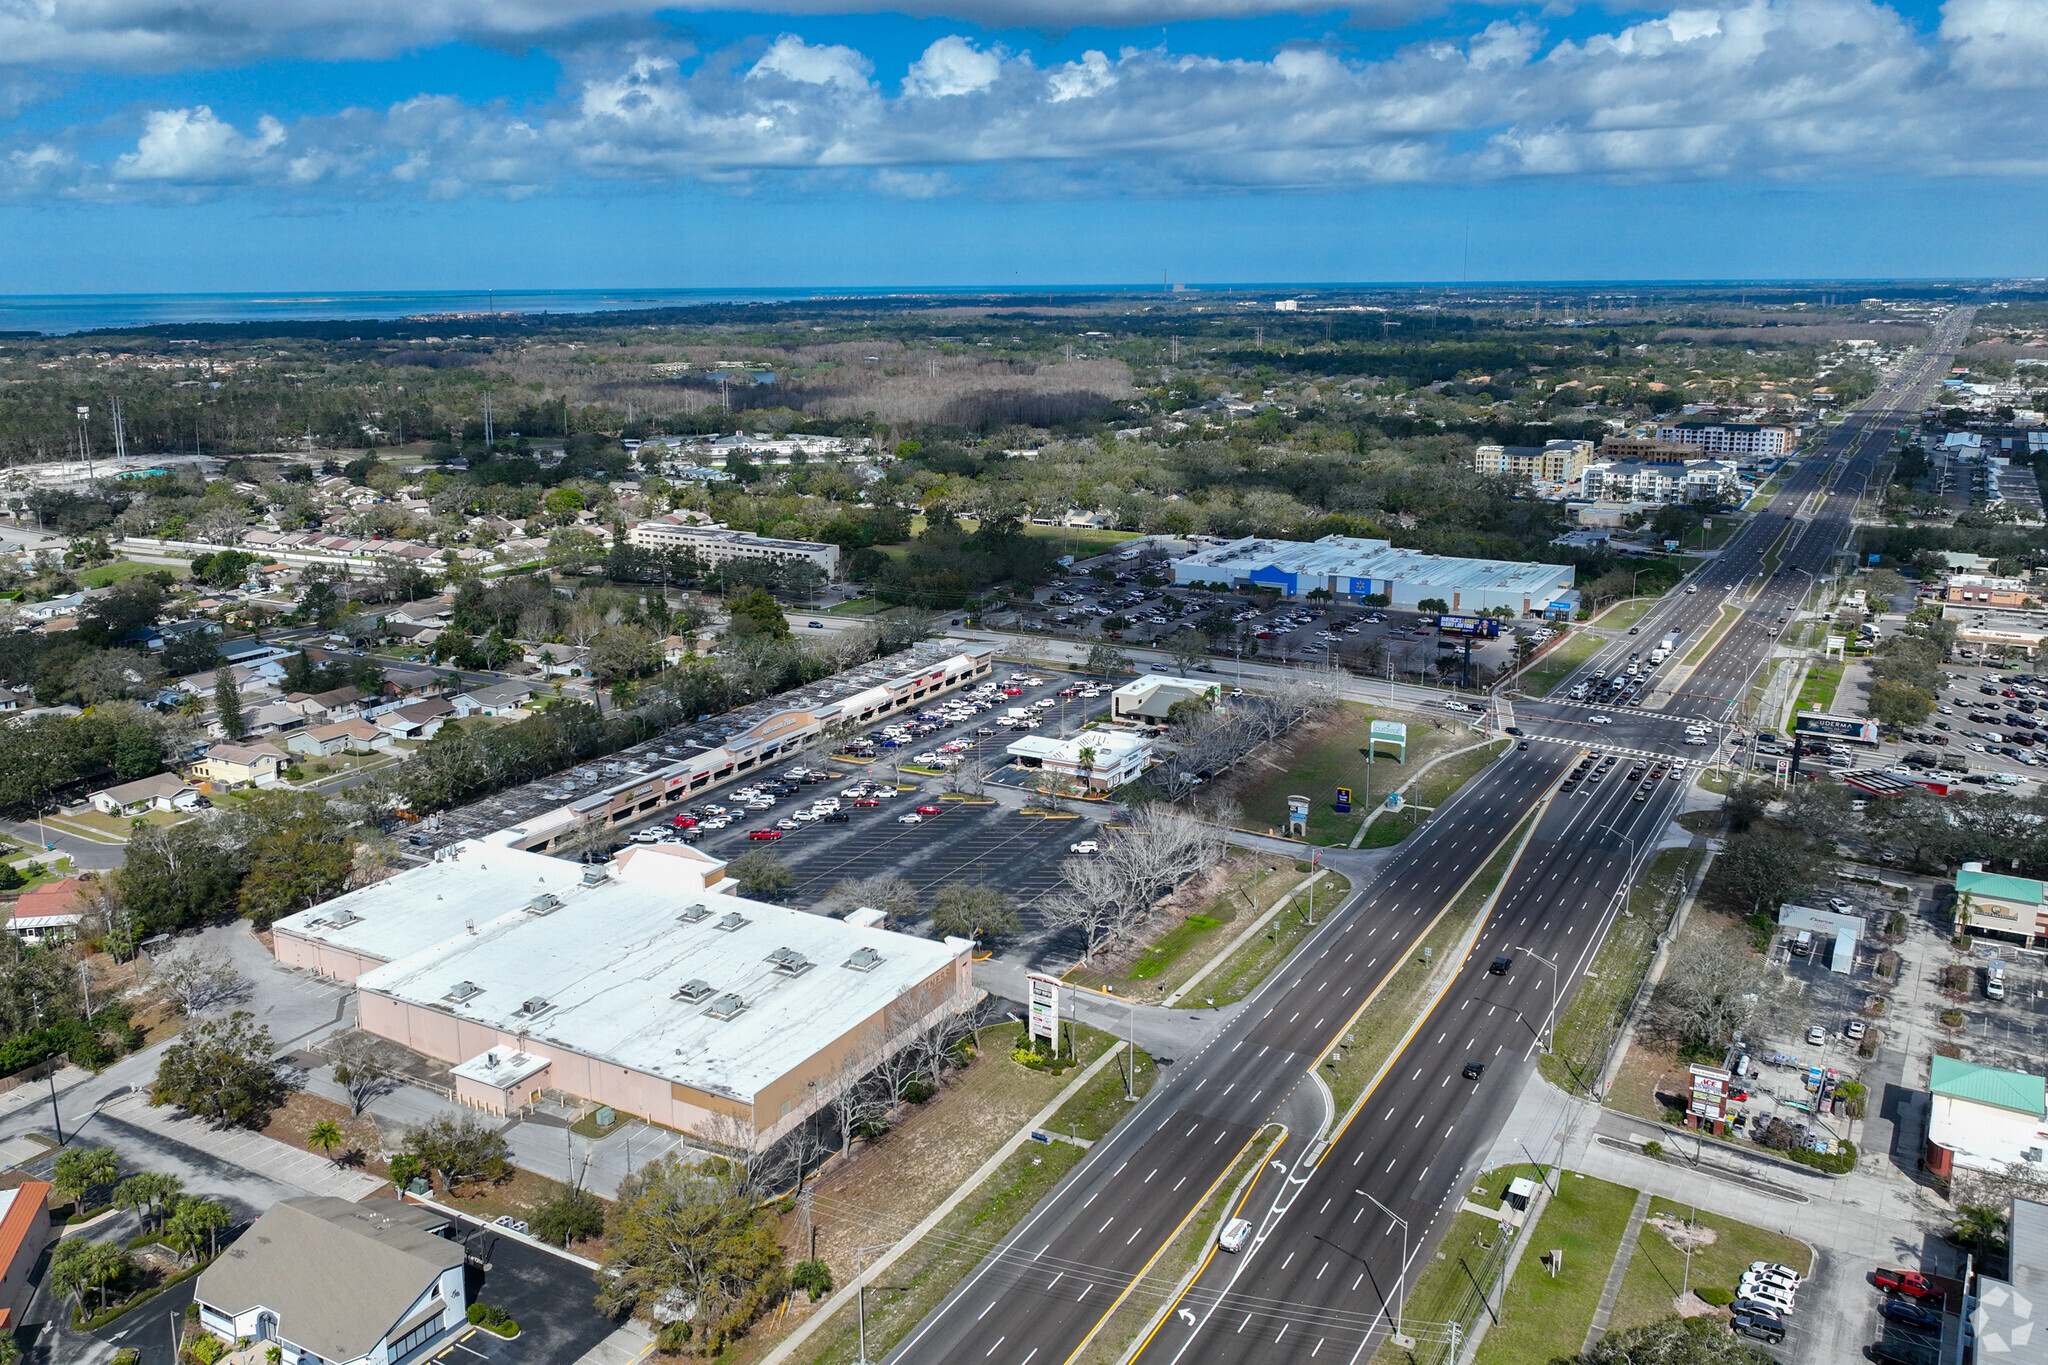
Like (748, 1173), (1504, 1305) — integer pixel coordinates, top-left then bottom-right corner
(748, 34), (872, 89)
(903, 36), (1005, 97)
(7, 0), (2048, 204)
(112, 106), (286, 183)
(1940, 0), (2048, 89)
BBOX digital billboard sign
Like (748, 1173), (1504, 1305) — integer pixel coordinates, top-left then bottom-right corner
(1793, 711), (1880, 744)
(1435, 614), (1501, 638)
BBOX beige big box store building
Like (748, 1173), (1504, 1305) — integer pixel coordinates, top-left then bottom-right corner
(274, 841), (972, 1147)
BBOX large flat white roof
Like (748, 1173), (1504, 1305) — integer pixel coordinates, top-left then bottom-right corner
(354, 862), (965, 1101)
(272, 841), (593, 966)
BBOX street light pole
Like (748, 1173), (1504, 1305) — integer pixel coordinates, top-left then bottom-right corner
(1513, 945), (1561, 1053)
(1357, 1189), (1412, 1347)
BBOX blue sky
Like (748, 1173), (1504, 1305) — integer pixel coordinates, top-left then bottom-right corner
(0, 0), (2042, 290)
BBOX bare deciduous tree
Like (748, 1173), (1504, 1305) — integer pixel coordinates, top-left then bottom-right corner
(818, 874), (921, 921)
(325, 1030), (393, 1117)
(1649, 937), (1779, 1049)
(1045, 806), (1227, 960)
(150, 944), (246, 1016)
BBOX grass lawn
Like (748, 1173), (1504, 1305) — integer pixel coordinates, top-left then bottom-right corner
(1171, 870), (1353, 1009)
(1521, 633), (1602, 697)
(1743, 475), (1788, 511)
(1607, 1201), (1811, 1334)
(1792, 661), (1842, 716)
(759, 1022), (1140, 1365)
(1473, 1171), (1640, 1365)
(1218, 703), (1478, 846)
(77, 559), (184, 588)
(46, 807), (186, 840)
(1016, 524), (1141, 555)
(1589, 599), (1659, 630)
(1372, 1204), (1517, 1365)
(1325, 814), (1532, 1112)
(825, 598), (890, 616)
(1067, 853), (1317, 997)
(1538, 848), (1703, 1097)
(1680, 607), (1741, 667)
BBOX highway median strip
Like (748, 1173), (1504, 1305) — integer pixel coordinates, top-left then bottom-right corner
(1321, 803), (1547, 1126)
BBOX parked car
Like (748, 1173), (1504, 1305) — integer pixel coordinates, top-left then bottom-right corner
(916, 804), (942, 816)
(1845, 1019), (1867, 1041)
(1070, 841), (1100, 854)
(1874, 1269), (1937, 1298)
(1729, 1314), (1784, 1344)
(747, 829), (783, 841)
(1881, 1299), (1941, 1331)
(898, 813), (924, 825)
(1805, 1025), (1827, 1045)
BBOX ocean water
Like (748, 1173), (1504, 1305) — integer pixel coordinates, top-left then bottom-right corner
(0, 285), (1164, 337)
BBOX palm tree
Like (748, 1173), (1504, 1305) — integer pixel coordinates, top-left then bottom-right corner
(307, 1120), (345, 1164)
(1075, 747), (1098, 792)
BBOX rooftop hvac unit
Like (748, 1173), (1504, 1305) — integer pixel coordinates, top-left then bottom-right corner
(715, 912), (749, 932)
(525, 894), (562, 915)
(843, 946), (885, 973)
(678, 903), (710, 923)
(444, 980), (482, 1003)
(326, 907), (362, 928)
(674, 978), (716, 1003)
(581, 867), (607, 886)
(706, 992), (747, 1020)
(766, 947), (814, 977)
(515, 996), (552, 1018)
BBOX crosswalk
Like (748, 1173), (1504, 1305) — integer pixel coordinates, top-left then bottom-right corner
(1526, 733), (1687, 763)
(1538, 696), (1695, 725)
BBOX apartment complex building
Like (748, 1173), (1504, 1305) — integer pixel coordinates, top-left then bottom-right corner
(627, 517), (841, 578)
(1473, 439), (1594, 486)
(1654, 421), (1794, 457)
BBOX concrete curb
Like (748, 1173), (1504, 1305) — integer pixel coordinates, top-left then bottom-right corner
(754, 1043), (1126, 1365)
(1160, 866), (1331, 1007)
(1349, 737), (1502, 850)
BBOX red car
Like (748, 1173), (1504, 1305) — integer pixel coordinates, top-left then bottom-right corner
(1875, 1269), (1937, 1299)
(855, 797), (880, 808)
(916, 804), (942, 816)
(670, 815), (698, 828)
(747, 828), (783, 841)
(1003, 687), (1023, 696)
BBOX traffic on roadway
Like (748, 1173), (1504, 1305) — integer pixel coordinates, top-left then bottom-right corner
(883, 309), (1973, 1365)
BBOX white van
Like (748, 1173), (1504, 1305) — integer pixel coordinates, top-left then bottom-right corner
(1790, 930), (1814, 958)
(1988, 964), (2008, 1000)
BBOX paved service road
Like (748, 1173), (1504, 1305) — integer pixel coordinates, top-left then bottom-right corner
(884, 311), (1971, 1365)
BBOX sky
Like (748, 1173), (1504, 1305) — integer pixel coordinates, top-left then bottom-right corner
(0, 0), (2044, 290)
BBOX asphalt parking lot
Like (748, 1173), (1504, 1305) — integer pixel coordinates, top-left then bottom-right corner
(608, 668), (1114, 963)
(1022, 568), (1529, 677)
(433, 1218), (620, 1365)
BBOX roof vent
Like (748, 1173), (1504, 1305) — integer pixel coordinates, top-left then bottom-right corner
(766, 947), (814, 977)
(525, 894), (562, 915)
(678, 903), (710, 923)
(705, 992), (747, 1020)
(715, 912), (749, 933)
(327, 907), (361, 928)
(674, 978), (716, 1003)
(843, 946), (885, 973)
(515, 996), (552, 1018)
(581, 867), (608, 886)
(444, 980), (482, 1003)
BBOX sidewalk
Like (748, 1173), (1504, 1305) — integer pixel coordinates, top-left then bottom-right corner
(97, 1090), (384, 1200)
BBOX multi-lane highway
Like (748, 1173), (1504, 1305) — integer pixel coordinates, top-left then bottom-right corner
(886, 312), (1970, 1365)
